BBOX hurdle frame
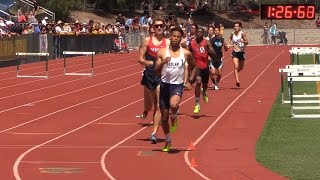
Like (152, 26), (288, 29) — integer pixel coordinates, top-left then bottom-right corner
(279, 66), (320, 104)
(288, 76), (320, 119)
(63, 51), (95, 76)
(290, 47), (320, 65)
(16, 52), (50, 78)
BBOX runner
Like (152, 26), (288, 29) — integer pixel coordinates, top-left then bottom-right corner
(209, 26), (229, 90)
(189, 27), (216, 114)
(138, 17), (170, 144)
(228, 22), (248, 88)
(155, 26), (194, 152)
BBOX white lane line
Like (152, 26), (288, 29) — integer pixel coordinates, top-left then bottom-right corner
(183, 52), (284, 180)
(99, 52), (264, 180)
(13, 98), (143, 180)
(0, 53), (133, 80)
(0, 72), (141, 115)
(0, 145), (188, 150)
(0, 59), (135, 90)
(0, 63), (138, 101)
(0, 83), (140, 134)
(6, 132), (60, 135)
(94, 122), (138, 126)
(21, 161), (100, 164)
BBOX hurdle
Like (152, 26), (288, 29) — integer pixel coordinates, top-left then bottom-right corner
(279, 66), (320, 104)
(289, 47), (320, 65)
(63, 51), (95, 76)
(287, 76), (320, 118)
(16, 52), (50, 78)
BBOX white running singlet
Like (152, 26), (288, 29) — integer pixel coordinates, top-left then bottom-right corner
(161, 47), (187, 84)
(232, 31), (245, 52)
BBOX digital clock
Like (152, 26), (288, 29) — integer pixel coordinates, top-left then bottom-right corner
(261, 5), (316, 20)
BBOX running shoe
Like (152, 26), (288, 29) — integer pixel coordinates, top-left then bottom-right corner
(193, 104), (200, 114)
(236, 82), (240, 88)
(170, 118), (178, 133)
(214, 85), (219, 90)
(202, 92), (209, 103)
(162, 141), (172, 152)
(150, 134), (157, 144)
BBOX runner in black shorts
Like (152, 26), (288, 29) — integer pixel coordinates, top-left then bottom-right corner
(209, 26), (229, 90)
(228, 22), (248, 88)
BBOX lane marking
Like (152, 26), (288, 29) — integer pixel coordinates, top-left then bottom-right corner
(0, 72), (141, 115)
(13, 98), (144, 180)
(0, 63), (138, 101)
(183, 52), (284, 180)
(0, 83), (140, 133)
(22, 161), (99, 164)
(6, 132), (59, 135)
(94, 122), (138, 126)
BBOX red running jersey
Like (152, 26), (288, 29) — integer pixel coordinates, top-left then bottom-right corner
(146, 37), (167, 58)
(190, 39), (208, 69)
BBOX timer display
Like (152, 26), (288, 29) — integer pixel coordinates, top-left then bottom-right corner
(261, 5), (316, 19)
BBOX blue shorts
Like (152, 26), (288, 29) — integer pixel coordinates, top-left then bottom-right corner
(160, 82), (184, 110)
(232, 51), (246, 61)
(141, 70), (161, 90)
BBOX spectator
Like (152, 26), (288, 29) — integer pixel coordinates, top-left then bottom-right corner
(316, 17), (320, 28)
(55, 20), (63, 34)
(269, 23), (277, 45)
(41, 17), (48, 26)
(262, 22), (270, 44)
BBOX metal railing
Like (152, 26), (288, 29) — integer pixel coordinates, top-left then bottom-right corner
(19, 0), (55, 20)
(0, 9), (11, 20)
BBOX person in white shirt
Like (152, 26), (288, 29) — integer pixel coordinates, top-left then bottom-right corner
(155, 26), (194, 152)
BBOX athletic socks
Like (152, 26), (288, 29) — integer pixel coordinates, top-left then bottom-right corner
(165, 134), (171, 143)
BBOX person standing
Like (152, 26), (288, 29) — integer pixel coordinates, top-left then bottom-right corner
(228, 22), (249, 88)
(189, 27), (216, 114)
(138, 17), (170, 144)
(209, 26), (229, 90)
(269, 23), (277, 45)
(155, 26), (194, 152)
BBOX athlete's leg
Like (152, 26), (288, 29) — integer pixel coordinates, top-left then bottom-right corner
(138, 86), (153, 118)
(233, 57), (241, 86)
(151, 85), (161, 135)
(194, 75), (202, 113)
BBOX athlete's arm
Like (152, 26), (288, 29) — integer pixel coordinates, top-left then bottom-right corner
(138, 37), (153, 67)
(241, 32), (249, 45)
(206, 40), (217, 60)
(184, 49), (194, 85)
(155, 48), (170, 76)
(222, 38), (229, 52)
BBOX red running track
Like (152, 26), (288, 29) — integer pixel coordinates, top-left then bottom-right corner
(0, 46), (289, 180)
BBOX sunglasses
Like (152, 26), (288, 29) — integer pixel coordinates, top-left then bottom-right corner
(154, 24), (164, 28)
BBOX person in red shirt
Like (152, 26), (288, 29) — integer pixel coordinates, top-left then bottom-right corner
(138, 17), (170, 144)
(189, 26), (216, 114)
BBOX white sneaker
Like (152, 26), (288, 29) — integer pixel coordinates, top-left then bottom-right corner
(214, 85), (219, 90)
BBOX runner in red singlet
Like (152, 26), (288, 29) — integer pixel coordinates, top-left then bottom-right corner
(189, 27), (216, 114)
(138, 17), (170, 144)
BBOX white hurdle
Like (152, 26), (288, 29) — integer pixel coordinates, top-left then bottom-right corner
(289, 47), (320, 64)
(16, 52), (50, 78)
(287, 76), (320, 119)
(279, 66), (320, 104)
(63, 51), (95, 76)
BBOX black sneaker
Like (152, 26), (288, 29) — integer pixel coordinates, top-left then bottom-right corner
(236, 82), (240, 87)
